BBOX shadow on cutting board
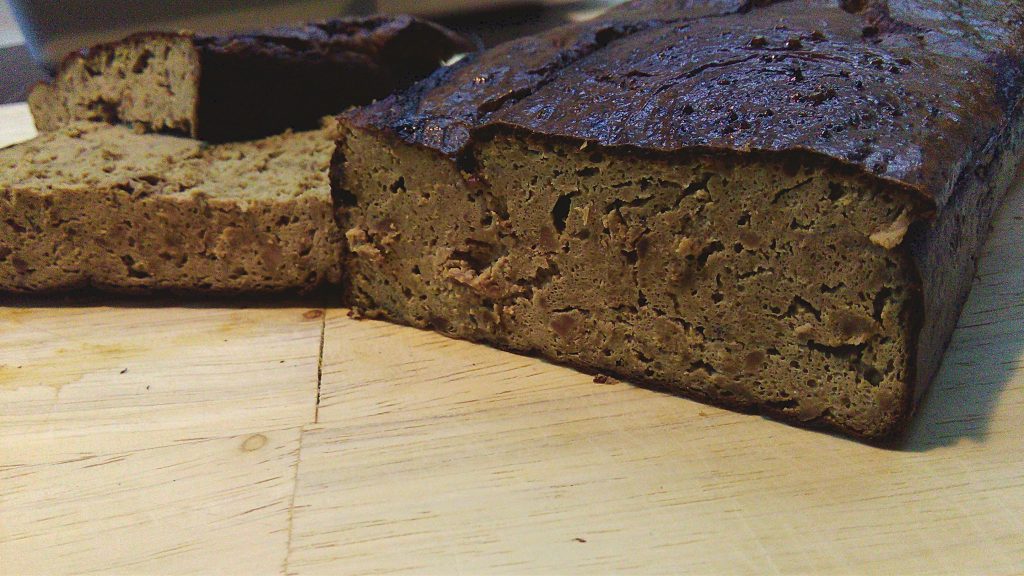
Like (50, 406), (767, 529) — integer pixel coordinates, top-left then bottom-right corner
(0, 287), (337, 310)
(901, 175), (1024, 452)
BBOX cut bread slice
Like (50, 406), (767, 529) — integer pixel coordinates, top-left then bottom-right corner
(28, 16), (472, 142)
(0, 121), (341, 292)
(336, 123), (937, 441)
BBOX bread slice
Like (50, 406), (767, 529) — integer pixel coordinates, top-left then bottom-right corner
(332, 0), (1024, 440)
(28, 16), (472, 142)
(0, 121), (341, 292)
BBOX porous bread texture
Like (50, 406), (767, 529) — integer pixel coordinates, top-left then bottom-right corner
(337, 126), (927, 440)
(332, 0), (1024, 441)
(29, 35), (199, 136)
(0, 122), (341, 292)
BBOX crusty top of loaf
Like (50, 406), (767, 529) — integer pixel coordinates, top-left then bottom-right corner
(341, 0), (1024, 209)
(195, 15), (473, 65)
(0, 122), (332, 205)
(193, 15), (475, 142)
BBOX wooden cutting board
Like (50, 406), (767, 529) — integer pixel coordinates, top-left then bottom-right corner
(1, 103), (1022, 575)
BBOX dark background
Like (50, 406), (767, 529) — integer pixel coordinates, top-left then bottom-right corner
(1, 44), (45, 104)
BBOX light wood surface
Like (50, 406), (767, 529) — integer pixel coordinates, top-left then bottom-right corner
(1, 100), (1023, 575)
(0, 103), (36, 145)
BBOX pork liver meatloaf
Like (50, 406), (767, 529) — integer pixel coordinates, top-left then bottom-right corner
(0, 122), (341, 292)
(333, 0), (1024, 440)
(29, 16), (472, 142)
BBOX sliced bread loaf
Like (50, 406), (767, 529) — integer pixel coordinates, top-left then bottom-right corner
(0, 121), (340, 292)
(28, 16), (472, 142)
(332, 0), (1024, 440)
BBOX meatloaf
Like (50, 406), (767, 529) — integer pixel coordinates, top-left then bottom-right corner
(0, 121), (341, 292)
(28, 16), (472, 142)
(332, 0), (1024, 440)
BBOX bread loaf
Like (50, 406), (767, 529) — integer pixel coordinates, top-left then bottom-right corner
(28, 16), (472, 142)
(8, 15), (470, 292)
(332, 0), (1024, 440)
(0, 122), (341, 292)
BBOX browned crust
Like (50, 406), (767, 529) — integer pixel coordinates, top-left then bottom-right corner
(192, 15), (473, 141)
(342, 0), (1024, 208)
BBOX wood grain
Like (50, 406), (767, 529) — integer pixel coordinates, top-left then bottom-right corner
(0, 302), (324, 576)
(2, 90), (1023, 575)
(0, 304), (325, 439)
(2, 428), (301, 576)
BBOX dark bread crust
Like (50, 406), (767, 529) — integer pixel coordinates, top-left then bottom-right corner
(194, 16), (474, 142)
(344, 0), (1023, 206)
(336, 0), (1024, 440)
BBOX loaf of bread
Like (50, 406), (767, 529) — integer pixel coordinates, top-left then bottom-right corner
(28, 16), (472, 142)
(333, 0), (1024, 440)
(0, 121), (341, 292)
